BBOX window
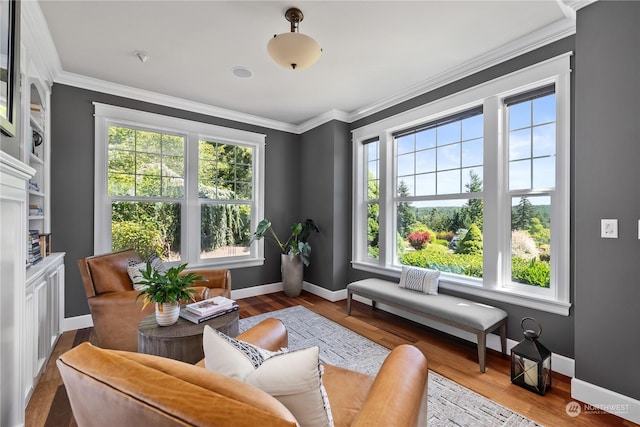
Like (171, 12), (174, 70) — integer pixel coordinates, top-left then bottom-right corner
(506, 86), (555, 289)
(352, 55), (571, 315)
(95, 104), (265, 268)
(394, 109), (484, 279)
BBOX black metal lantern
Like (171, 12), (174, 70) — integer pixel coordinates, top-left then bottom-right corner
(511, 317), (552, 395)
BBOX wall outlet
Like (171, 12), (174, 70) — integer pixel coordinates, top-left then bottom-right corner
(601, 219), (618, 239)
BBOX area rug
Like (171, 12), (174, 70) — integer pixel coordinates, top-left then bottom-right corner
(240, 305), (541, 427)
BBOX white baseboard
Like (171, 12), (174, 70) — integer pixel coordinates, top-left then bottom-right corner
(571, 378), (640, 424)
(303, 281), (348, 302)
(230, 282), (283, 299)
(351, 294), (575, 377)
(62, 314), (93, 332)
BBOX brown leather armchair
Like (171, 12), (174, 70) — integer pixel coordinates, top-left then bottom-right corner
(77, 249), (232, 352)
(58, 318), (429, 427)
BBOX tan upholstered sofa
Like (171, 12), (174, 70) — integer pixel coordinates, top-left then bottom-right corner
(77, 249), (232, 351)
(58, 318), (429, 427)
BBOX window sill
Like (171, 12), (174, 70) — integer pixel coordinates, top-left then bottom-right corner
(351, 261), (572, 316)
(186, 257), (264, 270)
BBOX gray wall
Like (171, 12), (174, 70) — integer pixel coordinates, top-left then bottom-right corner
(300, 120), (352, 291)
(50, 85), (300, 317)
(574, 1), (640, 400)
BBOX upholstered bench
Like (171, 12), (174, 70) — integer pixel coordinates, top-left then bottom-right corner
(347, 278), (508, 372)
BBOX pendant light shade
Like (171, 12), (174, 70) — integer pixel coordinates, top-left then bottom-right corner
(267, 8), (321, 70)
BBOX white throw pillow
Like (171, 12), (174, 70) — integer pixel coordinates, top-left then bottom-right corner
(127, 255), (167, 291)
(399, 266), (440, 295)
(203, 326), (334, 427)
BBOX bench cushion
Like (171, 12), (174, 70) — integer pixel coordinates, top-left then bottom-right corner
(348, 278), (507, 331)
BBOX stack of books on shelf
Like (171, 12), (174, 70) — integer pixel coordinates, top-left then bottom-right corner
(27, 230), (42, 267)
(29, 204), (43, 217)
(180, 296), (238, 324)
(39, 233), (52, 258)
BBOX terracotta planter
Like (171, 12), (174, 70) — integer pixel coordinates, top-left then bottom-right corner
(281, 254), (303, 297)
(155, 303), (180, 326)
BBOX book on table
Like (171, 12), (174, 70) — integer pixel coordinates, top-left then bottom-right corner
(179, 303), (239, 324)
(186, 296), (236, 316)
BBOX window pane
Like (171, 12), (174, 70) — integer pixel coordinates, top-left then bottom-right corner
(437, 143), (461, 170)
(367, 202), (379, 259)
(394, 111), (482, 198)
(397, 153), (414, 176)
(200, 203), (251, 260)
(533, 94), (555, 125)
(416, 128), (436, 150)
(398, 178), (414, 197)
(415, 173), (436, 196)
(397, 134), (414, 154)
(108, 150), (134, 174)
(366, 141), (379, 200)
(111, 201), (181, 261)
(199, 140), (254, 202)
(508, 89), (556, 192)
(511, 196), (551, 288)
(509, 129), (531, 161)
(107, 126), (185, 198)
(462, 168), (483, 193)
(108, 173), (134, 196)
(533, 123), (555, 157)
(533, 157), (555, 189)
(396, 199), (483, 278)
(437, 170), (460, 194)
(108, 127), (135, 151)
(415, 149), (436, 174)
(462, 115), (483, 140)
(136, 130), (162, 154)
(462, 138), (483, 167)
(162, 134), (184, 156)
(437, 121), (460, 145)
(509, 159), (531, 190)
(509, 102), (531, 130)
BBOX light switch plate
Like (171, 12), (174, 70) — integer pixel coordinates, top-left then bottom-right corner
(601, 219), (618, 238)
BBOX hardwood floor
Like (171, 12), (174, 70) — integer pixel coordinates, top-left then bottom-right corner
(26, 291), (635, 427)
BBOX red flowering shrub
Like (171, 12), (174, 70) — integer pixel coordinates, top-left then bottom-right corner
(407, 231), (430, 250)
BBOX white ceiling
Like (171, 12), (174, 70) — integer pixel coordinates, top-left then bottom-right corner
(37, 1), (577, 130)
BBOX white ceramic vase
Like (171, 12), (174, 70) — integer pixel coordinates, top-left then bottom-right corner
(155, 302), (180, 326)
(281, 253), (303, 297)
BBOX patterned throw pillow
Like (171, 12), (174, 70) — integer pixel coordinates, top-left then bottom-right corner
(127, 255), (168, 291)
(203, 326), (334, 427)
(398, 266), (440, 295)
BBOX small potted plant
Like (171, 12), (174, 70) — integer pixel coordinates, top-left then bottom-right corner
(252, 218), (319, 297)
(135, 261), (206, 326)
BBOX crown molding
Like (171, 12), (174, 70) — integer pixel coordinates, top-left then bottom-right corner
(296, 109), (351, 134)
(345, 17), (576, 123)
(21, 0), (62, 86)
(562, 0), (599, 12)
(55, 70), (300, 134)
(31, 2), (576, 135)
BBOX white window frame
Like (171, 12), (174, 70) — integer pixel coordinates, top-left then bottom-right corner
(352, 54), (572, 315)
(94, 103), (266, 269)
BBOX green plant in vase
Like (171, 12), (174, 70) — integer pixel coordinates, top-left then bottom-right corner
(253, 218), (319, 296)
(135, 262), (206, 325)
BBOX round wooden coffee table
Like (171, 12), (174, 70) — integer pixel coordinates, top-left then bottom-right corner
(137, 309), (239, 364)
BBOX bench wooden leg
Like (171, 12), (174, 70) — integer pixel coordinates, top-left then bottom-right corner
(478, 333), (487, 373)
(347, 291), (352, 315)
(500, 322), (507, 355)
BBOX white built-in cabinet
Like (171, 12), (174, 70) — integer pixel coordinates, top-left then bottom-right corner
(0, 3), (65, 425)
(23, 254), (65, 403)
